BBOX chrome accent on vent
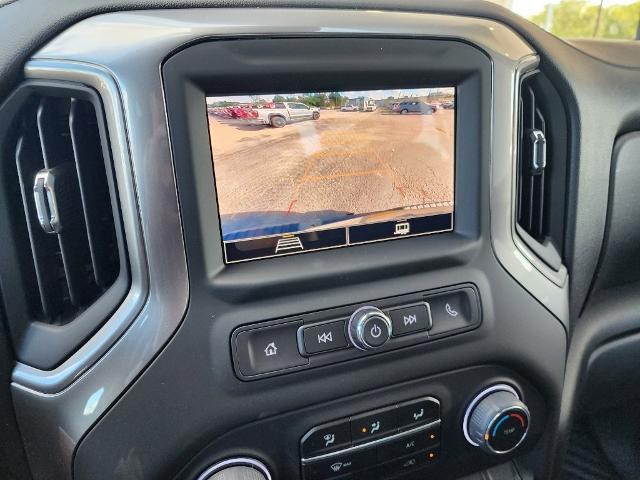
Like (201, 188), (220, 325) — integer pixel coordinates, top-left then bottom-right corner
(33, 170), (60, 233)
(529, 129), (547, 175)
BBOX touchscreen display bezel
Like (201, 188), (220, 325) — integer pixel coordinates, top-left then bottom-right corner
(162, 35), (487, 287)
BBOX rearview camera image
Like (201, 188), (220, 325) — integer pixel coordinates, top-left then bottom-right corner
(207, 88), (455, 263)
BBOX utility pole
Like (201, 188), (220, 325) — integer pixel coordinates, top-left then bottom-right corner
(593, 0), (605, 38)
(544, 4), (555, 32)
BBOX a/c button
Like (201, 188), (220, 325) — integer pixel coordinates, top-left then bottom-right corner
(235, 321), (308, 376)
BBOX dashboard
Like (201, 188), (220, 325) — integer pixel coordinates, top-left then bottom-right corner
(0, 2), (639, 480)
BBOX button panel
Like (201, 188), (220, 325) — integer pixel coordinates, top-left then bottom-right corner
(232, 285), (480, 380)
(301, 397), (441, 480)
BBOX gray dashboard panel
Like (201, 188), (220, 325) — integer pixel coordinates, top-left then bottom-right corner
(7, 8), (568, 480)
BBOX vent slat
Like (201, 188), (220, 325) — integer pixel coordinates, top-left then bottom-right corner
(36, 98), (74, 169)
(14, 128), (65, 319)
(526, 175), (535, 231)
(36, 97), (97, 308)
(69, 100), (118, 288)
(56, 180), (96, 307)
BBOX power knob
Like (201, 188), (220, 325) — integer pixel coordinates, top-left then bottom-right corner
(463, 385), (530, 455)
(347, 306), (392, 350)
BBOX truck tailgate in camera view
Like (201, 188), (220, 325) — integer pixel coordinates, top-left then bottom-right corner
(207, 88), (456, 262)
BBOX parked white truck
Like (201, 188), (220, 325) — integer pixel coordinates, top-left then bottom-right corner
(252, 102), (321, 128)
(356, 97), (378, 112)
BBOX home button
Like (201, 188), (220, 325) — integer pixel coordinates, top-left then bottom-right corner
(235, 320), (308, 376)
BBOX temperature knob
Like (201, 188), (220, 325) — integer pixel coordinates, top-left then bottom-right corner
(197, 458), (271, 480)
(347, 306), (392, 350)
(463, 385), (530, 454)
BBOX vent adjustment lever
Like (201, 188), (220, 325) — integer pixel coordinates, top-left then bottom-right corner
(529, 129), (546, 175)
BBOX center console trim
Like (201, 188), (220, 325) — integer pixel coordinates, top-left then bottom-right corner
(7, 8), (566, 480)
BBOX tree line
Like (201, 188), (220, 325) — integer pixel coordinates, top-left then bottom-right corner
(530, 0), (640, 39)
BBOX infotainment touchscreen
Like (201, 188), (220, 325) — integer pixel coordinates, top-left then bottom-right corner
(206, 88), (455, 263)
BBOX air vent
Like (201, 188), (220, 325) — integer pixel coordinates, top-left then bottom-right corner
(0, 82), (129, 369)
(515, 72), (567, 273)
(517, 77), (547, 240)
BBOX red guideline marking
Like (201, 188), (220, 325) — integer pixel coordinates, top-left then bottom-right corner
(287, 199), (297, 214)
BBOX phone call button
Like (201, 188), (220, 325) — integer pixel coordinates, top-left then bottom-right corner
(428, 289), (475, 336)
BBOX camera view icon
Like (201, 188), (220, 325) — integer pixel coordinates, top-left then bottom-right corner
(275, 235), (304, 253)
(394, 221), (410, 236)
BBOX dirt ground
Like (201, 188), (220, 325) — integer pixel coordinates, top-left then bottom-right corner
(208, 109), (455, 222)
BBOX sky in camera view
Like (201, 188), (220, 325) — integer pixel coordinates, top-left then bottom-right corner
(206, 88), (448, 106)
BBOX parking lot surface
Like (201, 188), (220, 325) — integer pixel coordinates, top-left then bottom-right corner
(209, 109), (455, 223)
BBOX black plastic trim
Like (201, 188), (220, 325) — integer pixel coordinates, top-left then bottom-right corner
(162, 36), (484, 304)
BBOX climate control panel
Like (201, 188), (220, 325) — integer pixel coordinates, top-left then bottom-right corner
(231, 285), (480, 380)
(300, 397), (441, 479)
(178, 368), (543, 480)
